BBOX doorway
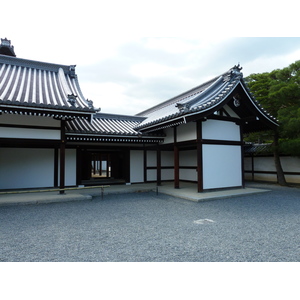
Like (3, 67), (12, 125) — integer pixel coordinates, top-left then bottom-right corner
(79, 149), (129, 185)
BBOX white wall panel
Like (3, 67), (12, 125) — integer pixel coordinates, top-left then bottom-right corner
(203, 145), (242, 189)
(0, 148), (54, 189)
(202, 120), (240, 141)
(162, 169), (174, 180)
(65, 149), (77, 186)
(0, 127), (60, 140)
(130, 150), (144, 183)
(180, 150), (197, 166)
(177, 122), (196, 142)
(147, 150), (156, 167)
(162, 127), (174, 144)
(0, 114), (60, 127)
(161, 151), (173, 166)
(179, 169), (197, 181)
(147, 169), (157, 181)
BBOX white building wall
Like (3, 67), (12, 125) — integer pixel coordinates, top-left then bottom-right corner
(163, 127), (174, 144)
(177, 122), (196, 142)
(0, 114), (61, 140)
(64, 149), (77, 186)
(179, 150), (197, 181)
(147, 169), (157, 181)
(0, 127), (60, 140)
(203, 145), (242, 189)
(202, 119), (240, 141)
(130, 150), (144, 183)
(147, 151), (156, 166)
(161, 151), (174, 166)
(0, 148), (54, 189)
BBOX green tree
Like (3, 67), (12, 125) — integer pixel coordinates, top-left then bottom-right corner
(245, 60), (300, 185)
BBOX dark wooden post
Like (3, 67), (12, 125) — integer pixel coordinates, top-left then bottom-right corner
(59, 120), (66, 194)
(174, 126), (179, 189)
(240, 124), (245, 188)
(54, 148), (59, 187)
(157, 145), (161, 186)
(143, 147), (147, 183)
(196, 120), (203, 192)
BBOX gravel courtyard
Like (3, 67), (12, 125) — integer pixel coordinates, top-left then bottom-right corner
(1, 183), (299, 262)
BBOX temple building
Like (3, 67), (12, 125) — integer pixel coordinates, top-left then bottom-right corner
(0, 38), (278, 192)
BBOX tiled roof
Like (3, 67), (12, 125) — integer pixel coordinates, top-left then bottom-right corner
(0, 54), (95, 115)
(66, 113), (145, 136)
(135, 65), (278, 132)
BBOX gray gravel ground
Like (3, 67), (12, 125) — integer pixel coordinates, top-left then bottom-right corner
(1, 182), (299, 262)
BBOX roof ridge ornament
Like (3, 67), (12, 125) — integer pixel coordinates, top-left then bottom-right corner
(223, 64), (243, 82)
(69, 65), (77, 78)
(67, 93), (77, 106)
(0, 38), (16, 57)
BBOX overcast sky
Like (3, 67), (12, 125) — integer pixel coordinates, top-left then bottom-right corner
(2, 1), (300, 115)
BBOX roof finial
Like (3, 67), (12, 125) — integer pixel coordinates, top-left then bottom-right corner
(0, 38), (16, 57)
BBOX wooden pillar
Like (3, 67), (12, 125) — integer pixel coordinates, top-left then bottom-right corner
(174, 126), (179, 189)
(54, 148), (59, 187)
(143, 147), (147, 183)
(240, 124), (245, 188)
(196, 120), (203, 193)
(157, 145), (161, 186)
(59, 120), (66, 194)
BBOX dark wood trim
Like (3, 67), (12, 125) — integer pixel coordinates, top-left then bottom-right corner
(143, 147), (147, 183)
(59, 120), (66, 194)
(174, 126), (179, 189)
(0, 123), (60, 130)
(54, 148), (59, 187)
(240, 124), (245, 188)
(157, 146), (161, 186)
(0, 138), (60, 148)
(244, 170), (300, 176)
(197, 120), (203, 192)
(201, 139), (242, 146)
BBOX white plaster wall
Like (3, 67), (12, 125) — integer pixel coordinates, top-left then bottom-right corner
(65, 149), (77, 186)
(0, 148), (54, 189)
(179, 169), (197, 181)
(254, 157), (276, 172)
(0, 114), (60, 127)
(203, 145), (242, 189)
(147, 169), (157, 181)
(58, 149), (77, 186)
(180, 150), (197, 166)
(161, 151), (173, 166)
(244, 156), (300, 184)
(202, 120), (240, 141)
(147, 151), (156, 167)
(0, 127), (61, 140)
(130, 150), (144, 183)
(162, 127), (174, 144)
(162, 169), (174, 180)
(177, 122), (196, 142)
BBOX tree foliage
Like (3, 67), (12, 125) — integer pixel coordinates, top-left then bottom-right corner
(245, 60), (300, 156)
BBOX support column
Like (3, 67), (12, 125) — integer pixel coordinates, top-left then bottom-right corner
(196, 120), (203, 193)
(240, 124), (245, 188)
(173, 126), (179, 189)
(54, 148), (59, 187)
(59, 120), (66, 194)
(156, 145), (161, 186)
(143, 147), (147, 183)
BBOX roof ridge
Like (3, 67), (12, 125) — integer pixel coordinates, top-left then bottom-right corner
(0, 54), (72, 73)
